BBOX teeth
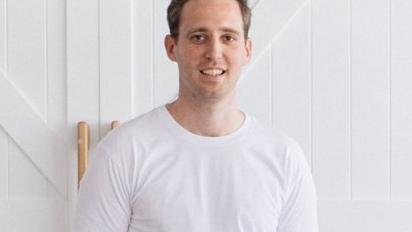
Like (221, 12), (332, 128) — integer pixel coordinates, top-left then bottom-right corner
(200, 69), (224, 76)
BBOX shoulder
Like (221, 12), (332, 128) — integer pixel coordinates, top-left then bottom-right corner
(91, 106), (164, 163)
(248, 117), (309, 168)
(249, 118), (314, 185)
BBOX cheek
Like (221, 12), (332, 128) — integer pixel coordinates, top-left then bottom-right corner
(227, 52), (245, 67)
(226, 45), (247, 61)
(181, 50), (203, 67)
(176, 49), (196, 66)
(183, 45), (202, 56)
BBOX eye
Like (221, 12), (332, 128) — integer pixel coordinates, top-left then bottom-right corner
(190, 34), (206, 43)
(223, 35), (237, 42)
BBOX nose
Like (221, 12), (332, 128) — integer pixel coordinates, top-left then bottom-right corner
(205, 38), (223, 61)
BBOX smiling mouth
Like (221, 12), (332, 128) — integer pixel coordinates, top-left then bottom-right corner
(199, 68), (226, 77)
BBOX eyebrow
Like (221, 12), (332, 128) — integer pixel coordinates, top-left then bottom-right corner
(186, 27), (241, 36)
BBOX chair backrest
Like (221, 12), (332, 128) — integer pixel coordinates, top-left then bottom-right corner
(77, 121), (120, 189)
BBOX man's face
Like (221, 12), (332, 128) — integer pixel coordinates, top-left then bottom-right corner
(165, 0), (252, 102)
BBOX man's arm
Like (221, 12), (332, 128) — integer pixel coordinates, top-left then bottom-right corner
(74, 145), (131, 232)
(277, 138), (319, 232)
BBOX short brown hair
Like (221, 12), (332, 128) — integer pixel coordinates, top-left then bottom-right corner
(167, 0), (252, 40)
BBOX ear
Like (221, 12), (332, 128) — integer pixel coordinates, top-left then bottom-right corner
(244, 38), (252, 64)
(165, 35), (178, 62)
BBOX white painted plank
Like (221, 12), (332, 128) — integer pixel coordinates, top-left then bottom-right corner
(0, 73), (67, 197)
(0, 200), (8, 232)
(46, 0), (66, 130)
(66, 0), (100, 230)
(391, 1), (412, 203)
(238, 45), (272, 128)
(7, 0), (46, 119)
(319, 200), (412, 232)
(132, 1), (154, 116)
(392, 0), (412, 61)
(153, 0), (179, 106)
(0, 0), (5, 70)
(391, 60), (412, 200)
(272, 4), (311, 166)
(134, 1), (154, 116)
(0, 129), (7, 200)
(100, 0), (133, 138)
(351, 0), (390, 200)
(45, 0), (68, 208)
(312, 0), (351, 199)
(66, 0), (100, 146)
(8, 140), (47, 199)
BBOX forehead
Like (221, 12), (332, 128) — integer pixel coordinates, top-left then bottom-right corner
(179, 0), (244, 34)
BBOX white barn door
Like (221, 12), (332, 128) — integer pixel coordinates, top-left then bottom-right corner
(0, 0), (68, 231)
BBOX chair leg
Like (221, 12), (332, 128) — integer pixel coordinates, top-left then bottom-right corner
(77, 121), (89, 189)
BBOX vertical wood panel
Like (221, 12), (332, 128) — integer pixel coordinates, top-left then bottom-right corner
(46, 0), (66, 130)
(0, 201), (9, 231)
(8, 0), (45, 118)
(351, 0), (390, 200)
(238, 46), (272, 128)
(100, 0), (132, 137)
(0, 129), (7, 200)
(0, 0), (5, 70)
(134, 0), (154, 115)
(392, 0), (412, 60)
(66, 0), (100, 230)
(272, 5), (311, 165)
(154, 1), (178, 107)
(8, 140), (47, 199)
(44, 0), (68, 219)
(45, 2), (68, 219)
(45, 0), (67, 212)
(66, 0), (100, 146)
(312, 0), (351, 199)
(391, 0), (412, 201)
(392, 60), (412, 200)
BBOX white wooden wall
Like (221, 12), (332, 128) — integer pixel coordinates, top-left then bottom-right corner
(1, 0), (411, 231)
(0, 0), (68, 231)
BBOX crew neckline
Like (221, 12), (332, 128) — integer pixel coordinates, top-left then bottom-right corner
(157, 104), (254, 146)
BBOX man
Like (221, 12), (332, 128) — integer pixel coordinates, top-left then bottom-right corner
(74, 0), (319, 231)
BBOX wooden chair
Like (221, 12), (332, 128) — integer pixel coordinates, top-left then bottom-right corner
(77, 121), (120, 188)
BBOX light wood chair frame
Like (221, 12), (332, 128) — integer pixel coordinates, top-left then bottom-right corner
(77, 121), (120, 188)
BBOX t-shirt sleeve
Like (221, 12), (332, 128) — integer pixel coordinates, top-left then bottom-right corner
(276, 138), (319, 232)
(73, 145), (131, 232)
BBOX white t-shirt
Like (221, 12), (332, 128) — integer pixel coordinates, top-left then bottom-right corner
(74, 105), (318, 232)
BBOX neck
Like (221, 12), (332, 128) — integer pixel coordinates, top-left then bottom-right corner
(165, 96), (245, 137)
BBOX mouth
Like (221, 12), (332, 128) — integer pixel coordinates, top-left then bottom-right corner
(199, 68), (226, 77)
